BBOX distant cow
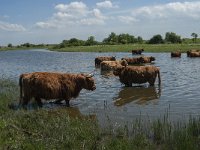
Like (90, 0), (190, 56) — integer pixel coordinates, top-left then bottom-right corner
(19, 72), (96, 107)
(187, 50), (200, 57)
(100, 60), (128, 71)
(95, 56), (116, 66)
(121, 57), (142, 65)
(171, 51), (181, 57)
(139, 56), (156, 63)
(132, 49), (144, 55)
(113, 66), (161, 87)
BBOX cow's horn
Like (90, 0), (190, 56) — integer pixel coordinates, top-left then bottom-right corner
(87, 73), (94, 78)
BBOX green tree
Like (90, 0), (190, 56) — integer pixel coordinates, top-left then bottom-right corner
(118, 34), (128, 44)
(148, 34), (164, 44)
(68, 38), (85, 46)
(103, 32), (118, 44)
(165, 32), (182, 43)
(191, 33), (198, 43)
(85, 36), (97, 46)
(137, 36), (143, 43)
(7, 43), (12, 47)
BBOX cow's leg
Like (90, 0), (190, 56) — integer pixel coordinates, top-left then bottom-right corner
(35, 97), (43, 107)
(125, 82), (132, 87)
(21, 96), (30, 109)
(54, 99), (63, 104)
(65, 99), (70, 107)
(148, 77), (156, 86)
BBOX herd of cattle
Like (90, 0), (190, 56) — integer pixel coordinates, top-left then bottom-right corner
(19, 48), (199, 107)
(171, 49), (200, 57)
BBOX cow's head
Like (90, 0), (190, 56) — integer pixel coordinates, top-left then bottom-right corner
(113, 66), (125, 76)
(82, 74), (96, 91)
(111, 56), (116, 61)
(120, 59), (128, 67)
(150, 56), (156, 61)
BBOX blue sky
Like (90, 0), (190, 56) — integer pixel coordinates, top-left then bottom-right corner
(0, 0), (200, 45)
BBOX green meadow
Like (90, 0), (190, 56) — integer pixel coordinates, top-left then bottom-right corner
(1, 43), (200, 53)
(50, 44), (200, 53)
(0, 79), (200, 149)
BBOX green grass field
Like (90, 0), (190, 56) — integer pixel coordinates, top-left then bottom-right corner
(0, 79), (200, 149)
(1, 43), (200, 53)
(51, 44), (200, 53)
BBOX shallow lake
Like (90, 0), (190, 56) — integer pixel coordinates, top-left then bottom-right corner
(0, 49), (200, 126)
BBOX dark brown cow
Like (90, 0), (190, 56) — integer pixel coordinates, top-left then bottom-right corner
(121, 56), (155, 65)
(132, 49), (144, 55)
(113, 66), (161, 87)
(138, 56), (156, 63)
(95, 56), (116, 66)
(171, 51), (181, 57)
(19, 72), (96, 107)
(121, 57), (142, 65)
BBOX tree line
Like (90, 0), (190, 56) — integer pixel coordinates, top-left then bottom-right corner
(1, 32), (199, 48)
(53, 32), (199, 48)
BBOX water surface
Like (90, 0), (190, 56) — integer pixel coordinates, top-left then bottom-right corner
(1, 49), (200, 126)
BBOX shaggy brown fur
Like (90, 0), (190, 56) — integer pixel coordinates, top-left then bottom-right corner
(122, 56), (155, 65)
(100, 60), (128, 71)
(95, 56), (116, 66)
(121, 57), (142, 65)
(138, 56), (156, 63)
(19, 72), (96, 107)
(171, 51), (181, 57)
(132, 49), (144, 55)
(187, 50), (200, 57)
(113, 66), (161, 87)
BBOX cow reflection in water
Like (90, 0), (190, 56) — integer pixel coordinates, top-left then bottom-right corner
(53, 107), (96, 120)
(114, 86), (161, 106)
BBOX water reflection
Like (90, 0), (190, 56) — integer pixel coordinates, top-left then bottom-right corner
(9, 102), (96, 120)
(114, 86), (161, 106)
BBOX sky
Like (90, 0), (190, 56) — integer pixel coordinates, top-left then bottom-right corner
(0, 0), (200, 45)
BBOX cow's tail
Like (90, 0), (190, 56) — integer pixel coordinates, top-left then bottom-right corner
(157, 69), (161, 85)
(19, 74), (23, 106)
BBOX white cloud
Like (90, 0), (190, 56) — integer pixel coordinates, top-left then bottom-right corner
(35, 22), (57, 29)
(96, 1), (118, 9)
(79, 18), (105, 25)
(55, 2), (88, 16)
(118, 16), (138, 24)
(93, 9), (107, 19)
(132, 1), (200, 20)
(35, 1), (107, 29)
(0, 21), (26, 32)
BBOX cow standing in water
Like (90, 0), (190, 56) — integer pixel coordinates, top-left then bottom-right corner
(139, 56), (156, 63)
(100, 60), (128, 71)
(19, 72), (96, 107)
(132, 49), (144, 55)
(113, 66), (161, 87)
(171, 51), (181, 57)
(95, 56), (116, 66)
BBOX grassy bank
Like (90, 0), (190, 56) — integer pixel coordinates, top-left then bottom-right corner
(0, 79), (200, 149)
(50, 44), (200, 53)
(0, 45), (52, 51)
(1, 44), (200, 53)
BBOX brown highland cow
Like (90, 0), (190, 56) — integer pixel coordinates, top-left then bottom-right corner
(113, 66), (161, 87)
(19, 72), (96, 107)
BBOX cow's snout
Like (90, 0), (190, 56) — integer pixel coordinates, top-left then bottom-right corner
(91, 86), (96, 91)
